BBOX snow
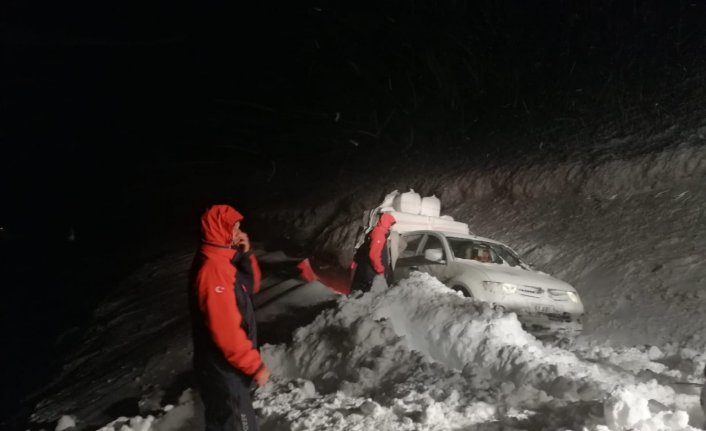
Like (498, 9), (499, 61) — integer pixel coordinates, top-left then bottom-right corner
(252, 272), (704, 430)
(255, 280), (339, 322)
(604, 388), (693, 431)
(267, 142), (706, 349)
(26, 137), (706, 430)
(55, 415), (76, 431)
(91, 272), (704, 430)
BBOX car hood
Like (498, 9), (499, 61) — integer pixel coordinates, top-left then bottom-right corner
(455, 259), (576, 292)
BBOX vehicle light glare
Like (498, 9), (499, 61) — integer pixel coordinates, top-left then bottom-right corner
(502, 283), (517, 294)
(566, 291), (579, 303)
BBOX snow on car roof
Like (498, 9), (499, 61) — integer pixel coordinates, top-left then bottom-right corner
(401, 229), (507, 246)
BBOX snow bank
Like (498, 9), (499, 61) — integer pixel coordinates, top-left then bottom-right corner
(253, 272), (700, 430)
(603, 387), (692, 431)
(91, 272), (704, 430)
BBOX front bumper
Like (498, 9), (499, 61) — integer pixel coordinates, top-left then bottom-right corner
(515, 311), (583, 337)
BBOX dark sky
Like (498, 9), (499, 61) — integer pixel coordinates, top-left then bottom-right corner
(3, 0), (706, 238)
(4, 3), (308, 163)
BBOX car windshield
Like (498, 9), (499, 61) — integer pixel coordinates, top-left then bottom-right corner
(446, 237), (529, 269)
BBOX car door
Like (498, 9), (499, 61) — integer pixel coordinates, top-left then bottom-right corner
(393, 233), (424, 280)
(393, 232), (451, 282)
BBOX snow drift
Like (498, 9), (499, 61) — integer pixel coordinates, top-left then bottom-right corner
(255, 272), (704, 430)
(97, 272), (705, 430)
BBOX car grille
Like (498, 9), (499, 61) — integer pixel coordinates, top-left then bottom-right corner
(518, 285), (544, 297)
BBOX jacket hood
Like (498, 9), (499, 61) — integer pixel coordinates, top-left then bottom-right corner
(377, 213), (396, 230)
(201, 205), (243, 247)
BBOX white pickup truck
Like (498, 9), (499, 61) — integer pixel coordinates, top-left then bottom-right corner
(356, 191), (584, 336)
(390, 228), (584, 336)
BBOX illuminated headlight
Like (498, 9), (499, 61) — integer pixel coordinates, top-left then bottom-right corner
(566, 291), (579, 303)
(483, 281), (518, 294)
(503, 283), (518, 294)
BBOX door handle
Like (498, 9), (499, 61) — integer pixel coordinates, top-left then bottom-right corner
(410, 266), (419, 270)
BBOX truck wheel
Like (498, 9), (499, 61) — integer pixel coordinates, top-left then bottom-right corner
(452, 286), (472, 298)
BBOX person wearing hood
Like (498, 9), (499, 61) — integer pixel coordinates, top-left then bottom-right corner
(189, 205), (269, 431)
(350, 212), (396, 292)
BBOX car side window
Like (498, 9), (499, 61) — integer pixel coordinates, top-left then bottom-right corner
(447, 238), (470, 259)
(399, 234), (423, 258)
(421, 235), (446, 260)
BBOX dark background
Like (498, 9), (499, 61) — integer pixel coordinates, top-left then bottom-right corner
(3, 0), (706, 427)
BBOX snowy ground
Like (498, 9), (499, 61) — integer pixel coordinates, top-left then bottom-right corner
(26, 136), (706, 430)
(84, 273), (705, 431)
(26, 249), (337, 430)
(254, 273), (705, 431)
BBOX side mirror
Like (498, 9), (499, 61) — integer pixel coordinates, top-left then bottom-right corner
(424, 248), (444, 262)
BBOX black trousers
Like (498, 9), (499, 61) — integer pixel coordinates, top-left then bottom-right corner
(350, 243), (393, 293)
(198, 364), (257, 431)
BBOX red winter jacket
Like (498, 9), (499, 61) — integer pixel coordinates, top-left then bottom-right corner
(193, 205), (263, 376)
(368, 213), (396, 274)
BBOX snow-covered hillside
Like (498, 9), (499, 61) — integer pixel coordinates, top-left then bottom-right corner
(267, 141), (706, 348)
(25, 138), (706, 430)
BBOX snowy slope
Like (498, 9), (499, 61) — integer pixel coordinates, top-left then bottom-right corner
(26, 138), (706, 429)
(27, 250), (337, 430)
(28, 252), (197, 429)
(265, 141), (706, 348)
(441, 143), (706, 348)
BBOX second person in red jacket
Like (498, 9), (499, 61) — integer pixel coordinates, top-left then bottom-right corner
(351, 213), (396, 292)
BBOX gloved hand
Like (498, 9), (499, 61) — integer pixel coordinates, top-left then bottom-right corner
(254, 366), (270, 386)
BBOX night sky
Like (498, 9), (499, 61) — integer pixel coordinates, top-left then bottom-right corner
(3, 0), (706, 426)
(6, 2), (706, 227)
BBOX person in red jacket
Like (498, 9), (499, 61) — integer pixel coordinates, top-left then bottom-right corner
(189, 205), (269, 431)
(350, 212), (396, 292)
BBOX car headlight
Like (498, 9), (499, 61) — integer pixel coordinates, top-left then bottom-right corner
(483, 281), (518, 294)
(566, 291), (579, 303)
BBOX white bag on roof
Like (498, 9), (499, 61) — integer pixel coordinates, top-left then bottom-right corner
(387, 211), (469, 235)
(393, 189), (421, 214)
(420, 195), (441, 217)
(358, 190), (470, 250)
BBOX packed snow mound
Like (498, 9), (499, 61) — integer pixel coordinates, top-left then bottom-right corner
(94, 272), (705, 430)
(604, 388), (692, 431)
(253, 272), (702, 430)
